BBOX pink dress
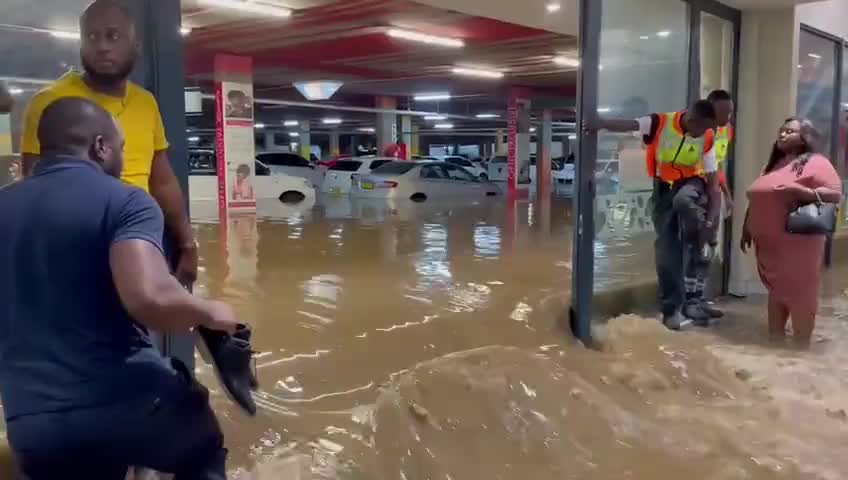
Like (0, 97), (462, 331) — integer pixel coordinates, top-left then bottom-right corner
(746, 154), (842, 312)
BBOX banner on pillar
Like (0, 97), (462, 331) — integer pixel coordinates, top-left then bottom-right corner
(507, 88), (531, 196)
(215, 54), (257, 216)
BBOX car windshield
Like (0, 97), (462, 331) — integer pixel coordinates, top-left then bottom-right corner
(446, 158), (472, 167)
(329, 161), (363, 172)
(370, 162), (417, 175)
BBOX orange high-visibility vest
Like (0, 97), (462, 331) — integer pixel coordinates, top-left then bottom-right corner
(646, 111), (715, 184)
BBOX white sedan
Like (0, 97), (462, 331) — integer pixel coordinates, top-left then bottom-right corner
(352, 161), (500, 201)
(189, 171), (315, 204)
(320, 157), (396, 195)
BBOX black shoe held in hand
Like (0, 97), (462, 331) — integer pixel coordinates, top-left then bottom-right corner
(197, 324), (258, 416)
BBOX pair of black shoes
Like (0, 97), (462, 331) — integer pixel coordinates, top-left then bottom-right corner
(197, 324), (259, 415)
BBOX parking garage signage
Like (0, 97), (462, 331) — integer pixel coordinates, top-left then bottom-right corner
(215, 54), (258, 215)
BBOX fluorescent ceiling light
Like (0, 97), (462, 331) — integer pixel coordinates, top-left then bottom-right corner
(358, 127), (376, 133)
(597, 107), (611, 113)
(386, 28), (464, 48)
(180, 26), (192, 36)
(529, 127), (537, 133)
(475, 113), (500, 119)
(424, 115), (447, 120)
(197, 0), (292, 17)
(7, 87), (23, 95)
(294, 80), (343, 101)
(188, 136), (200, 142)
(656, 30), (671, 38)
(808, 53), (822, 59)
(414, 93), (451, 101)
(452, 67), (504, 79)
(254, 123), (266, 129)
(322, 118), (343, 125)
(546, 2), (561, 13)
(640, 35), (650, 40)
(283, 120), (299, 127)
(434, 123), (454, 129)
(289, 132), (300, 137)
(553, 56), (580, 68)
(568, 134), (577, 140)
(49, 30), (81, 40)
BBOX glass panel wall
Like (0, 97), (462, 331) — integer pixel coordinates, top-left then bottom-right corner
(838, 45), (848, 230)
(699, 11), (736, 283)
(796, 28), (837, 155)
(593, 0), (689, 299)
(0, 4), (85, 184)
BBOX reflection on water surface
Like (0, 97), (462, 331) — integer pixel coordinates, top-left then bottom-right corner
(190, 196), (847, 479)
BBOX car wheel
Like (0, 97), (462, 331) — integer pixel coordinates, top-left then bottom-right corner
(479, 173), (488, 181)
(410, 193), (427, 202)
(279, 191), (306, 203)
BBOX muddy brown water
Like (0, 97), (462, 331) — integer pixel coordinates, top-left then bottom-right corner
(5, 192), (844, 479)
(189, 195), (848, 479)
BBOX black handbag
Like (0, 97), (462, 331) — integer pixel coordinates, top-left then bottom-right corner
(786, 189), (838, 234)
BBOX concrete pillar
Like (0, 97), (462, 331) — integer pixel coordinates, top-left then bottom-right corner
(496, 129), (507, 155)
(351, 135), (359, 156)
(264, 132), (275, 151)
(507, 87), (532, 195)
(729, 7), (799, 296)
(400, 115), (413, 159)
(376, 96), (398, 153)
(330, 130), (340, 158)
(299, 120), (311, 159)
(537, 109), (553, 195)
(410, 124), (420, 157)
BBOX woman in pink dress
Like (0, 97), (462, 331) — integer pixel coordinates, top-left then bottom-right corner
(741, 118), (842, 346)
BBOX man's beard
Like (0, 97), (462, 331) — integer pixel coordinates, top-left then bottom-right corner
(81, 56), (136, 87)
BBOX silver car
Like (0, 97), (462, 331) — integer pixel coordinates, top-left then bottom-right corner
(352, 161), (500, 201)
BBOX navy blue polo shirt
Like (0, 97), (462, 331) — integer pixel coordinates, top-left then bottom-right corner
(0, 157), (174, 419)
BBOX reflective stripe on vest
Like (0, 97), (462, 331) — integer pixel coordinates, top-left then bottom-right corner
(650, 112), (705, 183)
(714, 125), (732, 168)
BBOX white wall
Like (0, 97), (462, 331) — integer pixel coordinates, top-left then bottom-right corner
(797, 0), (848, 39)
(729, 7), (800, 296)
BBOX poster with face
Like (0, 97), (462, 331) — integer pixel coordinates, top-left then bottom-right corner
(215, 55), (257, 214)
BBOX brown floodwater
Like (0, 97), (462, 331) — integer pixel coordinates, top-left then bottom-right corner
(188, 194), (848, 480)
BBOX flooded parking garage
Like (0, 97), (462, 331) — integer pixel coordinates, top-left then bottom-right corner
(191, 196), (848, 479)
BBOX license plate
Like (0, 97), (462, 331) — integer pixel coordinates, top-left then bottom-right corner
(362, 182), (375, 190)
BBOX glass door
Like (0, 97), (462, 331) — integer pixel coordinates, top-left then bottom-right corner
(698, 8), (740, 295)
(571, 0), (739, 341)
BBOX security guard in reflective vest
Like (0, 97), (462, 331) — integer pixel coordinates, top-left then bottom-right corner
(589, 100), (721, 330)
(692, 89), (736, 319)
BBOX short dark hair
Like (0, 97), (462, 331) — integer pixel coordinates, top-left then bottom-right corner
(38, 97), (115, 155)
(707, 89), (733, 103)
(690, 100), (717, 120)
(236, 164), (251, 175)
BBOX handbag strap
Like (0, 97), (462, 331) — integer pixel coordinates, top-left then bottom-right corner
(813, 188), (823, 205)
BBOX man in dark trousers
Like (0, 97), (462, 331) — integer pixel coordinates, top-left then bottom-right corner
(0, 97), (237, 478)
(589, 100), (721, 329)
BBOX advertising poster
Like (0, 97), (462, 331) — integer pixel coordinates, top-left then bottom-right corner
(215, 54), (257, 216)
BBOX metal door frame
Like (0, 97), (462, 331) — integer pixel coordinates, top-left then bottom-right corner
(571, 0), (741, 343)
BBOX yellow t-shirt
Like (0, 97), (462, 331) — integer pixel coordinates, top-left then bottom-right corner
(21, 71), (169, 192)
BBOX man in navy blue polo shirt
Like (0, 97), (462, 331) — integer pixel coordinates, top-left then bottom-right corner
(0, 97), (239, 478)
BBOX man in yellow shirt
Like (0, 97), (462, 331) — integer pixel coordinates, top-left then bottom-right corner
(21, 0), (197, 285)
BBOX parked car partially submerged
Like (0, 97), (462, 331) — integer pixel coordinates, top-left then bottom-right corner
(353, 161), (500, 201)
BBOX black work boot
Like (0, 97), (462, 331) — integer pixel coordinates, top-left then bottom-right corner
(683, 302), (713, 327)
(699, 302), (725, 319)
(662, 310), (693, 331)
(197, 325), (258, 416)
